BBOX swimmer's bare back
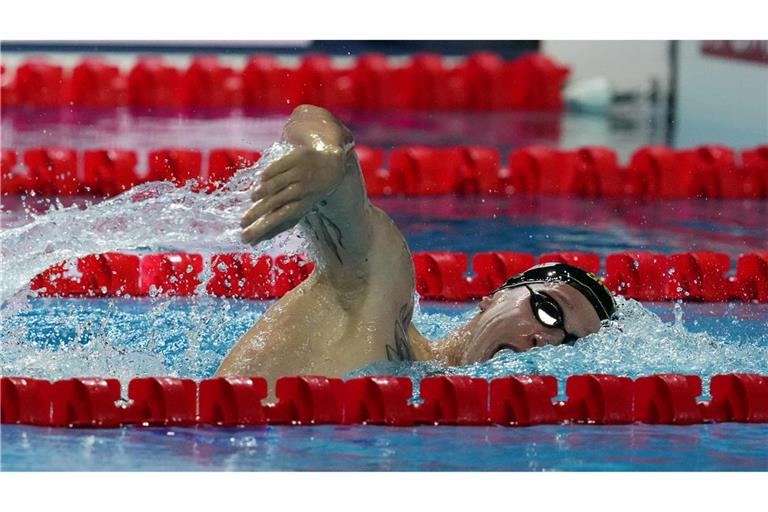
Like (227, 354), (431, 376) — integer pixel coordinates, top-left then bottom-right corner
(216, 105), (432, 383)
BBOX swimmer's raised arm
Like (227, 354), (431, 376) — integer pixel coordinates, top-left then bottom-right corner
(240, 104), (376, 291)
(220, 104), (421, 382)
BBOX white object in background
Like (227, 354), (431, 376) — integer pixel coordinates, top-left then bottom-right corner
(564, 77), (613, 115)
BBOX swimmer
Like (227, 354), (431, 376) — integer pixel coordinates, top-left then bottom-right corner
(216, 105), (616, 382)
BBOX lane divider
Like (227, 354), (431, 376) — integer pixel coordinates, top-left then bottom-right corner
(1, 53), (568, 111)
(3, 144), (766, 199)
(2, 374), (766, 427)
(1, 147), (261, 196)
(27, 251), (768, 302)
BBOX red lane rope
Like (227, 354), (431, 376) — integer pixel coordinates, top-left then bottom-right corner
(2, 144), (767, 198)
(0, 53), (568, 111)
(27, 250), (768, 302)
(2, 374), (766, 427)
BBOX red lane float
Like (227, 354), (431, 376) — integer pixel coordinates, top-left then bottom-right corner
(127, 57), (185, 109)
(539, 252), (601, 275)
(30, 253), (141, 298)
(147, 149), (202, 186)
(23, 147), (79, 195)
(185, 56), (243, 109)
(1, 377), (53, 425)
(1, 64), (17, 106)
(242, 55), (296, 109)
(507, 147), (622, 198)
(389, 146), (447, 195)
(413, 252), (469, 301)
(51, 378), (123, 428)
(740, 146), (768, 198)
(389, 145), (502, 196)
(3, 53), (567, 111)
(83, 149), (141, 195)
(626, 145), (768, 199)
(343, 377), (414, 426)
(506, 53), (569, 110)
(206, 148), (260, 190)
(27, 250), (768, 302)
(139, 253), (205, 296)
(6, 145), (345, 196)
(121, 377), (197, 426)
(3, 374), (767, 428)
(666, 252), (731, 302)
(469, 252), (536, 297)
(675, 145), (735, 199)
(206, 253), (274, 299)
(272, 254), (315, 297)
(267, 375), (345, 425)
(356, 145), (392, 196)
(560, 374), (634, 424)
(634, 374), (703, 425)
(1, 149), (27, 194)
(198, 377), (268, 426)
(296, 54), (360, 110)
(704, 374), (768, 423)
(604, 252), (671, 301)
(353, 53), (395, 110)
(13, 59), (67, 107)
(462, 52), (508, 110)
(489, 375), (560, 426)
(414, 376), (489, 425)
(71, 58), (128, 108)
(3, 144), (767, 198)
(734, 252), (768, 303)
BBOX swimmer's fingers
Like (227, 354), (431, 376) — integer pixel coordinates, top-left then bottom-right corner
(259, 149), (302, 182)
(240, 183), (304, 228)
(241, 201), (304, 245)
(251, 166), (303, 202)
(252, 217), (302, 246)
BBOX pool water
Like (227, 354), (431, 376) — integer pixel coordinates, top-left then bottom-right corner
(2, 204), (767, 471)
(3, 423), (766, 471)
(2, 298), (768, 389)
(2, 110), (767, 471)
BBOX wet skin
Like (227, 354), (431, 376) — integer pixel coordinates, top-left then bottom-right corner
(430, 282), (603, 366)
(217, 105), (605, 384)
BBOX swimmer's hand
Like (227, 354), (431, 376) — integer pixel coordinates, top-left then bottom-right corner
(240, 106), (352, 245)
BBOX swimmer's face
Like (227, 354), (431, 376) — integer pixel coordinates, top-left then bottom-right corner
(458, 282), (603, 364)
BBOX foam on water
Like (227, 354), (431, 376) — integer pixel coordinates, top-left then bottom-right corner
(2, 142), (767, 396)
(0, 140), (295, 385)
(2, 294), (767, 398)
(352, 298), (768, 397)
(0, 141), (296, 301)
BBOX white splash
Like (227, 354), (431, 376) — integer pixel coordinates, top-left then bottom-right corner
(0, 141), (296, 302)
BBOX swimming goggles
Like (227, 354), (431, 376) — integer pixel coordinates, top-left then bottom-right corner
(524, 284), (579, 345)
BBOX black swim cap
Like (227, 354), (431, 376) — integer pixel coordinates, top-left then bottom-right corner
(495, 262), (617, 321)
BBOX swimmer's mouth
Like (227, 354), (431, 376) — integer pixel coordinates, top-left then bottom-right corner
(488, 344), (522, 360)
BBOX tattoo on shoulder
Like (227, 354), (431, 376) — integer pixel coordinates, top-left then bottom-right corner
(386, 302), (414, 362)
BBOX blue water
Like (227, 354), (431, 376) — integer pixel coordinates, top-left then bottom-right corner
(3, 298), (768, 385)
(2, 108), (767, 471)
(2, 197), (768, 471)
(2, 295), (768, 471)
(377, 197), (768, 263)
(2, 423), (767, 471)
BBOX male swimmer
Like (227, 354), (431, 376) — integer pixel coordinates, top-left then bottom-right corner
(216, 105), (616, 383)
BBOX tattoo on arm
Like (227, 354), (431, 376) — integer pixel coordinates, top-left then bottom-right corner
(386, 302), (414, 362)
(305, 209), (345, 265)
